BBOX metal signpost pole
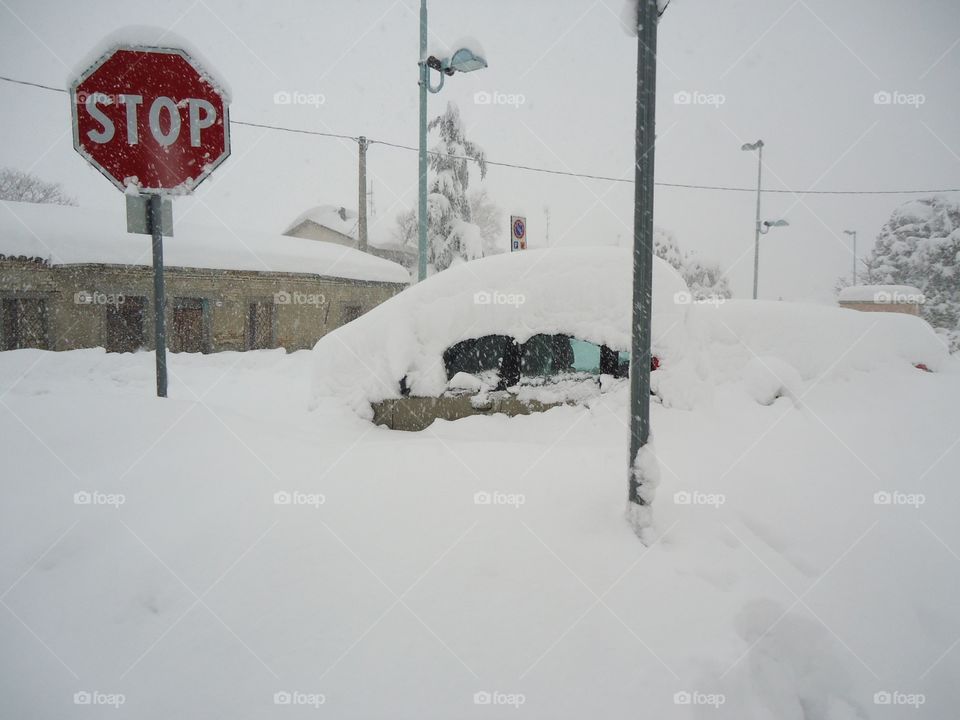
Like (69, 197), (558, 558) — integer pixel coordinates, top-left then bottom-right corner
(628, 0), (659, 509)
(417, 0), (429, 282)
(148, 194), (168, 398)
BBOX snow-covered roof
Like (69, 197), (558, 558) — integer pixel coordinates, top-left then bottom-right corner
(838, 285), (924, 303)
(0, 200), (410, 284)
(311, 248), (951, 418)
(283, 204), (409, 252)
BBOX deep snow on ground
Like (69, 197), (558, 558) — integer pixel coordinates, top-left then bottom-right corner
(2, 347), (960, 719)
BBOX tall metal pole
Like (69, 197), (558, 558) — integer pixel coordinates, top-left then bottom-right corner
(148, 193), (168, 398)
(851, 231), (857, 285)
(628, 0), (659, 508)
(358, 136), (369, 253)
(417, 0), (429, 282)
(752, 143), (763, 300)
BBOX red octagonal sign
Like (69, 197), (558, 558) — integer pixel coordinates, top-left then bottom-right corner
(70, 46), (230, 194)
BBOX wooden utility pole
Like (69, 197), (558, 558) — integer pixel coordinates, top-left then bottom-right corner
(358, 136), (369, 252)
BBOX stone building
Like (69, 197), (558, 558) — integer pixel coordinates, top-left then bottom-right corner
(283, 204), (416, 271)
(837, 285), (924, 316)
(0, 201), (409, 353)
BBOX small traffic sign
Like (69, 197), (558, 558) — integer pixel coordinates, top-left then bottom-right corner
(510, 215), (527, 251)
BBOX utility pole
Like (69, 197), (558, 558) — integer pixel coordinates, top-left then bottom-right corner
(628, 0), (659, 519)
(844, 229), (857, 285)
(358, 136), (369, 253)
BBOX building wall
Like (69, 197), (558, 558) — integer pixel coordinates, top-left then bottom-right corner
(0, 259), (404, 352)
(838, 301), (920, 316)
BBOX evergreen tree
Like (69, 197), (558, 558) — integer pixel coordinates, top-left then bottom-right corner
(842, 196), (960, 351)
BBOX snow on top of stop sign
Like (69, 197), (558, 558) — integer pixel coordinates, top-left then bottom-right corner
(68, 25), (232, 101)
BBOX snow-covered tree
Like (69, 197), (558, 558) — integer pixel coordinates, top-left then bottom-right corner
(684, 258), (733, 299)
(844, 196), (960, 351)
(0, 167), (76, 206)
(468, 187), (505, 257)
(426, 102), (487, 272)
(654, 228), (731, 299)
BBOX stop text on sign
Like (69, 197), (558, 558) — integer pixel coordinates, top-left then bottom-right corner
(70, 45), (230, 194)
(80, 92), (218, 148)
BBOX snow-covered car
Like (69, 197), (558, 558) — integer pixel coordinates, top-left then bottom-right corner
(311, 247), (951, 430)
(311, 247), (686, 429)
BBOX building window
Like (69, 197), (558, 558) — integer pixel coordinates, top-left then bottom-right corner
(170, 298), (207, 353)
(339, 303), (363, 326)
(105, 297), (146, 353)
(1, 297), (49, 350)
(247, 301), (274, 350)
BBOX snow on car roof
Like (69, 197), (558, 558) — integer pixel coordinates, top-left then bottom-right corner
(311, 247), (953, 418)
(0, 200), (410, 284)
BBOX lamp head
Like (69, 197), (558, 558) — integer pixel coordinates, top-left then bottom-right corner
(741, 140), (764, 151)
(447, 47), (488, 73)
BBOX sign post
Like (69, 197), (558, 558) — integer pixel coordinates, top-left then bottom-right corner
(628, 0), (660, 529)
(510, 215), (527, 251)
(70, 44), (230, 398)
(148, 194), (168, 397)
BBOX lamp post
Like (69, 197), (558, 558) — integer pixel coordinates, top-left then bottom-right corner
(416, 0), (487, 282)
(843, 230), (857, 285)
(741, 139), (764, 299)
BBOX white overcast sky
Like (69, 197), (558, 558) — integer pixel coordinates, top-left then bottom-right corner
(1, 0), (958, 300)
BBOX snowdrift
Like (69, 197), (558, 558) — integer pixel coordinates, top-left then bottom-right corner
(312, 248), (952, 418)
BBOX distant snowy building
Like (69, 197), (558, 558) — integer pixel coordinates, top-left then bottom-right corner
(0, 201), (408, 353)
(837, 285), (924, 316)
(283, 205), (416, 272)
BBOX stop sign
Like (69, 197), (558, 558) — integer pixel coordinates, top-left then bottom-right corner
(70, 46), (230, 194)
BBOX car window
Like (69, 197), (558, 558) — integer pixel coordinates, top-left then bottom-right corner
(443, 335), (510, 379)
(570, 338), (601, 374)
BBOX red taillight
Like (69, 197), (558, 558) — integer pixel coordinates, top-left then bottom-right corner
(915, 363), (931, 373)
(651, 356), (660, 371)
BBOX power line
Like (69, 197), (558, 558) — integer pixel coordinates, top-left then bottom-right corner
(2, 73), (959, 196)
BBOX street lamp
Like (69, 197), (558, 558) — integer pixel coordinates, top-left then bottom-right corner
(761, 219), (789, 232)
(843, 229), (857, 285)
(741, 139), (764, 299)
(417, 0), (487, 282)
